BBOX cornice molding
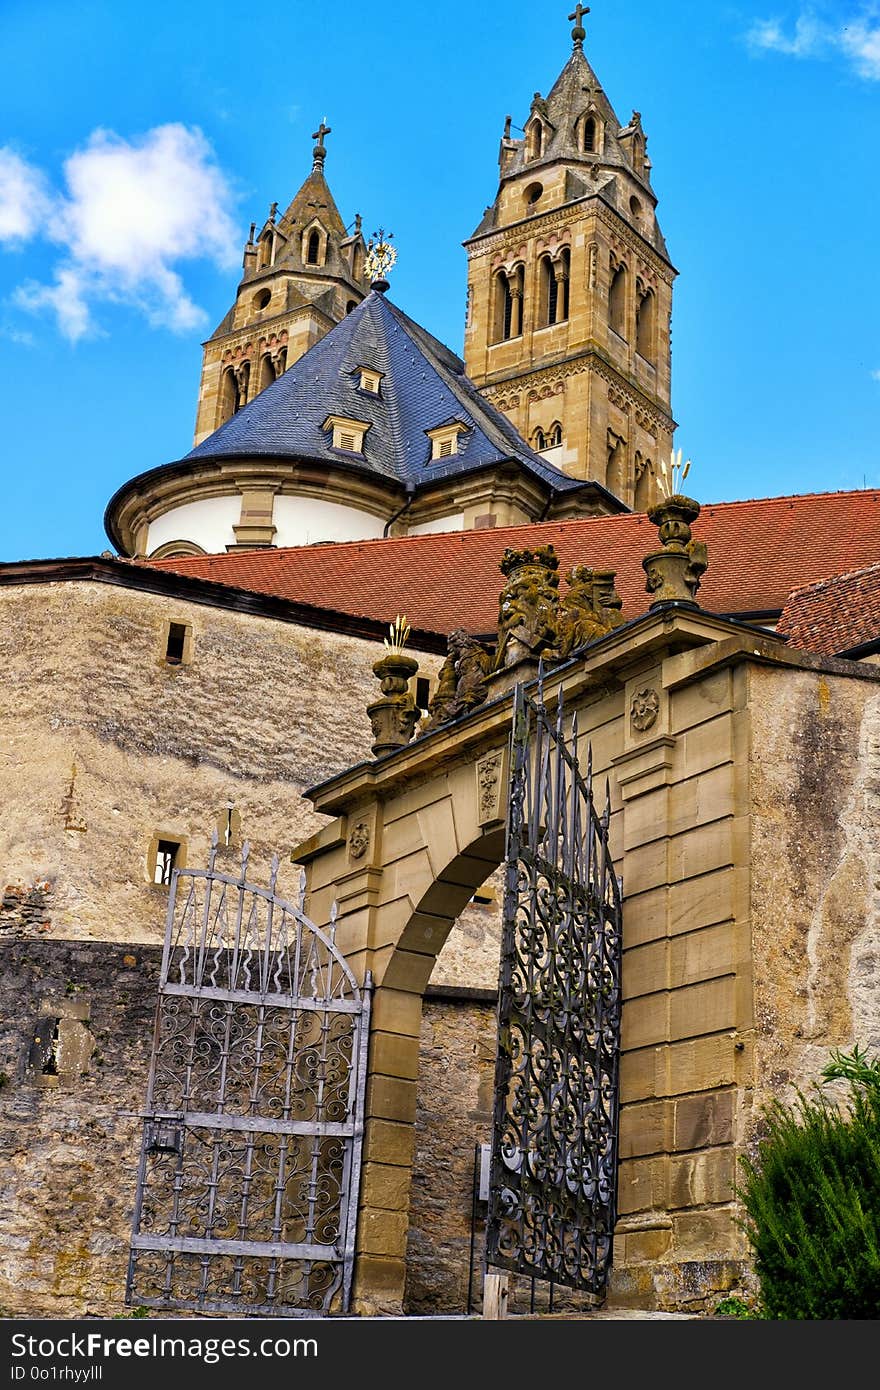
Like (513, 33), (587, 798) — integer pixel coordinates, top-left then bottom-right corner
(481, 352), (675, 435)
(466, 194), (675, 280)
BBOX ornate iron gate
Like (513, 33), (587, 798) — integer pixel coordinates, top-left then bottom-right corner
(487, 678), (623, 1297)
(126, 838), (371, 1317)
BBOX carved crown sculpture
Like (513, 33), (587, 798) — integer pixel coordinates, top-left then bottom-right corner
(642, 451), (708, 606)
(367, 613), (420, 758)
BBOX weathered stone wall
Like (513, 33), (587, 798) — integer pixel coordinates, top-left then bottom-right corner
(0, 580), (441, 946)
(404, 992), (496, 1315)
(748, 664), (880, 1112)
(0, 940), (161, 1318)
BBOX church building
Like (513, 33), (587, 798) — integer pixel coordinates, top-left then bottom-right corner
(2, 9), (880, 1323)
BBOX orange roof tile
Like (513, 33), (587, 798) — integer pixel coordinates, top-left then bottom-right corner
(145, 490), (880, 640)
(779, 559), (880, 656)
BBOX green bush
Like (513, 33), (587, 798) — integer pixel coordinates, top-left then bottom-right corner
(736, 1046), (880, 1318)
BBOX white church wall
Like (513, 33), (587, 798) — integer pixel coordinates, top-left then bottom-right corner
(272, 495), (386, 547)
(146, 496), (241, 555)
(408, 513), (465, 536)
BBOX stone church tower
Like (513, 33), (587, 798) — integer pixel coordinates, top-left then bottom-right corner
(193, 123), (370, 444)
(463, 8), (675, 510)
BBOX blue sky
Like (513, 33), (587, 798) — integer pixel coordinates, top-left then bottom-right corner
(1, 0), (878, 561)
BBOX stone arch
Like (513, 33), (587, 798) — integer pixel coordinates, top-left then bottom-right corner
(148, 539), (208, 560)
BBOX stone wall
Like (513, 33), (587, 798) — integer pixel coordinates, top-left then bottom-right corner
(749, 664), (880, 1110)
(0, 579), (443, 947)
(0, 940), (160, 1317)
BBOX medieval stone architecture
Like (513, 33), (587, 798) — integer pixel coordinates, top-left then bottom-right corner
(193, 123), (370, 448)
(3, 9), (880, 1325)
(463, 12), (674, 510)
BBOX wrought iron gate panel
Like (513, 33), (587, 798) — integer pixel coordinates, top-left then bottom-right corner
(487, 678), (623, 1296)
(126, 839), (371, 1317)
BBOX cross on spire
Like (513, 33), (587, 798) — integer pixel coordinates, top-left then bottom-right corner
(568, 3), (590, 49)
(311, 118), (331, 170)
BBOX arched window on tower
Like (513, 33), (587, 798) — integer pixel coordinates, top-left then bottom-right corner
(634, 452), (653, 512)
(583, 115), (597, 153)
(547, 422), (562, 448)
(557, 248), (570, 322)
(259, 354), (276, 393)
(632, 134), (645, 176)
(219, 367), (240, 425)
(491, 268), (522, 343)
(636, 286), (655, 361)
(606, 432), (626, 499)
(526, 119), (544, 161)
(531, 427), (547, 451)
(306, 229), (321, 265)
(539, 251), (569, 327)
(258, 234), (273, 269)
(609, 261), (628, 339)
(538, 255), (554, 326)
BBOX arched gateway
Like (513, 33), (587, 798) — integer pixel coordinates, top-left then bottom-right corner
(293, 516), (880, 1314)
(129, 508), (880, 1318)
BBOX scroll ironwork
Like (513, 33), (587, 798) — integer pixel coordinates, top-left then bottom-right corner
(126, 837), (371, 1317)
(487, 677), (623, 1297)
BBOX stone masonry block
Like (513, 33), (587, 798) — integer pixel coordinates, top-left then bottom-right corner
(621, 992), (667, 1050)
(669, 670), (732, 735)
(370, 987), (425, 1039)
(680, 716), (733, 776)
(366, 1074), (417, 1125)
(622, 939), (667, 1000)
(368, 1031), (422, 1082)
(668, 1150), (736, 1209)
(621, 886), (668, 948)
(617, 1156), (669, 1215)
(669, 977), (736, 1042)
(356, 1207), (410, 1258)
(668, 922), (736, 989)
(618, 1098), (670, 1158)
(359, 1162), (413, 1212)
(362, 1118), (415, 1168)
(673, 1090), (735, 1151)
(672, 1208), (742, 1260)
(621, 1226), (673, 1263)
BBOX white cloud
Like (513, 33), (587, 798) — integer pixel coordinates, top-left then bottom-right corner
(2, 124), (240, 341)
(747, 7), (880, 79)
(840, 18), (880, 78)
(747, 13), (828, 57)
(0, 148), (52, 243)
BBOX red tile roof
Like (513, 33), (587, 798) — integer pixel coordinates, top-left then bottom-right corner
(145, 490), (880, 640)
(778, 560), (880, 656)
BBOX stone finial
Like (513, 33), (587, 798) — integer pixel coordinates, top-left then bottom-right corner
(367, 615), (420, 757)
(642, 455), (708, 605)
(557, 565), (624, 658)
(569, 4), (590, 50)
(424, 629), (492, 731)
(494, 545), (561, 671)
(311, 118), (331, 171)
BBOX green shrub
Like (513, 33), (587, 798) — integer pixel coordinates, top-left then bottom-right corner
(736, 1046), (880, 1318)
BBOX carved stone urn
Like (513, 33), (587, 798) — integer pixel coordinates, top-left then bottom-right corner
(642, 494), (708, 606)
(367, 650), (420, 758)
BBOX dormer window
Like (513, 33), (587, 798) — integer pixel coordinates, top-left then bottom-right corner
(323, 414), (370, 454)
(426, 422), (468, 461)
(358, 367), (383, 395)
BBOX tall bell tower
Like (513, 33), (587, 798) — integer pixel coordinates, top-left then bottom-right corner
(193, 124), (369, 445)
(464, 6), (676, 511)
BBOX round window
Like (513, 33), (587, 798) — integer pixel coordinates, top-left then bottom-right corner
(254, 288), (272, 311)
